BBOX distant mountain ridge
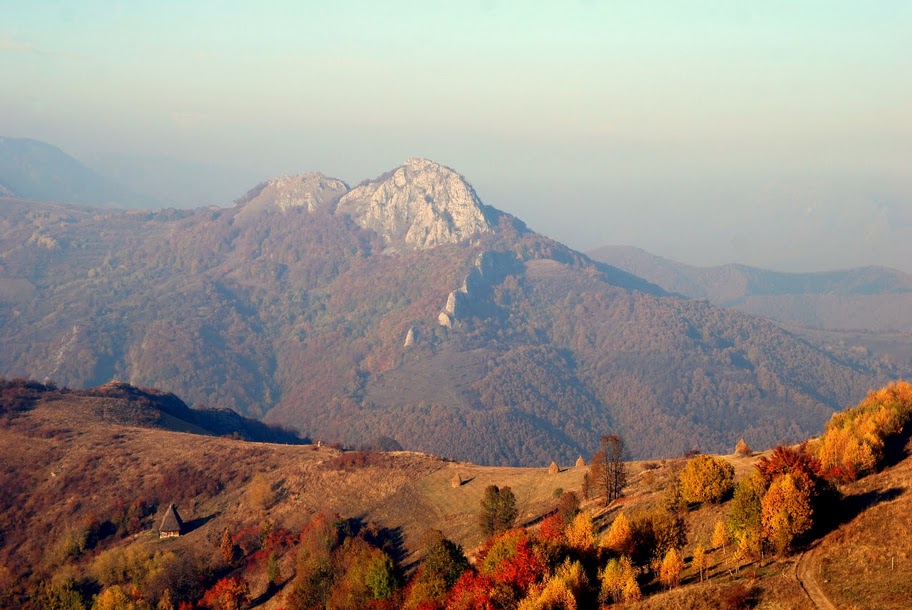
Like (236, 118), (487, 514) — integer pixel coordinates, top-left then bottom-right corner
(0, 136), (160, 208)
(0, 158), (885, 464)
(588, 245), (912, 333)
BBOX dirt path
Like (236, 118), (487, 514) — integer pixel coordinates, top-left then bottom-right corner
(795, 545), (838, 610)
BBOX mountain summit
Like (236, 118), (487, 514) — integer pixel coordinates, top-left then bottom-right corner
(336, 157), (498, 249)
(234, 172), (349, 219)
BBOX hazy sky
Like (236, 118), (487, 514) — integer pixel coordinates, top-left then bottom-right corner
(2, 1), (910, 271)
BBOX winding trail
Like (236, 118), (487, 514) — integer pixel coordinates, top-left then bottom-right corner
(795, 545), (838, 610)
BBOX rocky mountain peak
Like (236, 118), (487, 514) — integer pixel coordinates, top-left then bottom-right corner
(235, 172), (349, 216)
(335, 158), (496, 249)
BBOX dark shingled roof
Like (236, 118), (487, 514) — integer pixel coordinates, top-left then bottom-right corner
(159, 503), (184, 533)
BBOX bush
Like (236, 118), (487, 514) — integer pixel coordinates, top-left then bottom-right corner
(719, 582), (755, 610)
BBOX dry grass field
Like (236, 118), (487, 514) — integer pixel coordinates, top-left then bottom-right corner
(3, 383), (911, 608)
(812, 436), (912, 609)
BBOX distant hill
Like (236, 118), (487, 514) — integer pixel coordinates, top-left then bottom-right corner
(0, 159), (885, 464)
(0, 136), (160, 208)
(588, 245), (912, 333)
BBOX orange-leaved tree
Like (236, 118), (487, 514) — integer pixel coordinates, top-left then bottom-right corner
(815, 381), (912, 481)
(201, 576), (249, 610)
(761, 472), (814, 555)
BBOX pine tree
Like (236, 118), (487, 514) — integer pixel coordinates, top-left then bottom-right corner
(267, 552), (280, 586)
(220, 527), (238, 566)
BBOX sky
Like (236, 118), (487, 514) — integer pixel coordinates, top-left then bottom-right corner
(2, 1), (910, 272)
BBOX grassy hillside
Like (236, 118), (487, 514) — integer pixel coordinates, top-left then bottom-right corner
(3, 380), (911, 609)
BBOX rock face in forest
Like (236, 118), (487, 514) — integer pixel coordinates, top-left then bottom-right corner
(335, 157), (497, 249)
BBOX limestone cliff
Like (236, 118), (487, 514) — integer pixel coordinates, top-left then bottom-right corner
(235, 173), (349, 218)
(335, 158), (497, 249)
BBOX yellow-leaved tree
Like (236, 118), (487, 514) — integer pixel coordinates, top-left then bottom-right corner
(815, 381), (912, 481)
(659, 547), (684, 589)
(679, 454), (735, 504)
(599, 555), (637, 604)
(564, 511), (596, 553)
(709, 519), (728, 554)
(601, 511), (634, 555)
(518, 559), (587, 610)
(711, 519), (729, 554)
(92, 585), (138, 610)
(692, 543), (707, 582)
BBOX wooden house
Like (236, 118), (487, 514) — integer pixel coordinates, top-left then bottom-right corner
(159, 503), (184, 538)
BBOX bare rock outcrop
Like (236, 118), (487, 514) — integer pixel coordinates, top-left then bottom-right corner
(437, 250), (520, 326)
(403, 326), (417, 348)
(235, 173), (349, 219)
(335, 158), (496, 249)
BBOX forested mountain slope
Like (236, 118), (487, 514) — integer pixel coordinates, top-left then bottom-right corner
(0, 159), (883, 464)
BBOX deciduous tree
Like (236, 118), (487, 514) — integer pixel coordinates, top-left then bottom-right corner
(602, 512), (634, 555)
(92, 585), (135, 610)
(564, 511), (596, 553)
(692, 544), (707, 582)
(599, 555), (636, 604)
(679, 454), (735, 504)
(711, 519), (729, 555)
(659, 547), (684, 590)
(589, 434), (627, 506)
(556, 491), (580, 525)
(761, 472), (813, 555)
(727, 473), (766, 555)
(201, 576), (249, 610)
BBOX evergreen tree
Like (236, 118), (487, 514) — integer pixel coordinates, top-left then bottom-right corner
(479, 485), (518, 536)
